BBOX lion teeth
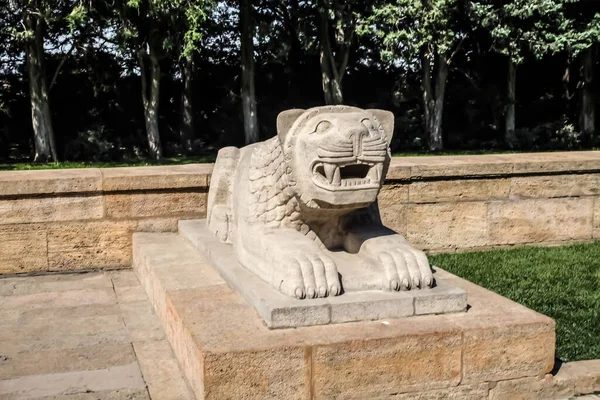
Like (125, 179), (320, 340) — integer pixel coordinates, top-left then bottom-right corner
(375, 164), (383, 180)
(323, 164), (336, 183)
(333, 166), (341, 186)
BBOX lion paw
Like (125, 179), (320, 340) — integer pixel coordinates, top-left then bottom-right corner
(276, 252), (341, 299)
(377, 245), (434, 291)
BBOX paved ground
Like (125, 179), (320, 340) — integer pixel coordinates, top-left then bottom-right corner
(0, 270), (193, 400)
(1, 269), (598, 400)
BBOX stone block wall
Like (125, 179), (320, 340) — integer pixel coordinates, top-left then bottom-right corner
(0, 165), (211, 275)
(2, 151), (600, 274)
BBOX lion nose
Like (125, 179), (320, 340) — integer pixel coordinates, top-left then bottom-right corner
(347, 127), (369, 156)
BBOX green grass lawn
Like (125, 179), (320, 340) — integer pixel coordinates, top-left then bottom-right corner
(430, 243), (600, 362)
(0, 155), (216, 171)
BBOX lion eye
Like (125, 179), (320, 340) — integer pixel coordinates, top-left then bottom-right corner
(361, 118), (374, 131)
(315, 120), (332, 134)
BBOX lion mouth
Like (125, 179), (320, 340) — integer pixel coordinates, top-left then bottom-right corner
(312, 162), (382, 189)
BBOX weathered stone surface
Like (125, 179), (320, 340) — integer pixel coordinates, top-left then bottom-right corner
(115, 285), (148, 304)
(0, 168), (102, 196)
(135, 232), (554, 399)
(413, 284), (468, 315)
(0, 287), (115, 311)
(510, 173), (600, 198)
(489, 198), (593, 244)
(377, 184), (408, 235)
(407, 202), (489, 250)
(511, 151), (600, 173)
(206, 106), (435, 302)
(101, 164), (211, 191)
(0, 225), (48, 274)
(0, 272), (112, 296)
(104, 191), (206, 219)
(0, 195), (103, 224)
(47, 221), (136, 271)
(311, 327), (462, 398)
(0, 343), (136, 379)
(489, 375), (575, 400)
(135, 217), (179, 232)
(381, 384), (489, 399)
(0, 363), (146, 400)
(204, 348), (308, 400)
(178, 225), (466, 328)
(133, 340), (194, 400)
(405, 154), (514, 178)
(119, 301), (165, 341)
(17, 388), (150, 400)
(460, 317), (555, 383)
(410, 178), (510, 203)
(556, 359), (600, 395)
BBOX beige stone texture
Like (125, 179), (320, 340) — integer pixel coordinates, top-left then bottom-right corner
(0, 224), (48, 274)
(402, 154), (514, 178)
(489, 198), (593, 245)
(0, 271), (112, 296)
(101, 164), (211, 191)
(134, 232), (557, 400)
(381, 384), (489, 399)
(47, 220), (136, 271)
(461, 318), (556, 383)
(0, 343), (136, 379)
(135, 217), (180, 232)
(311, 326), (462, 399)
(410, 178), (510, 203)
(119, 301), (165, 341)
(0, 363), (146, 400)
(489, 375), (575, 400)
(0, 168), (102, 196)
(510, 173), (600, 198)
(556, 359), (600, 395)
(511, 151), (600, 173)
(104, 191), (206, 219)
(592, 198), (600, 239)
(407, 202), (489, 250)
(0, 195), (104, 224)
(378, 184), (408, 235)
(133, 340), (194, 400)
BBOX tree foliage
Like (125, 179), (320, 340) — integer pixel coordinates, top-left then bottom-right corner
(0, 0), (598, 163)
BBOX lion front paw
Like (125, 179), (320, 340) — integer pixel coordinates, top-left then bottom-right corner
(275, 251), (341, 299)
(377, 245), (434, 291)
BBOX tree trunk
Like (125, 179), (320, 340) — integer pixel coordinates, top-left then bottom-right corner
(139, 50), (162, 160)
(180, 54), (193, 154)
(505, 57), (518, 148)
(25, 5), (57, 162)
(579, 47), (595, 138)
(240, 0), (259, 144)
(421, 50), (447, 151)
(317, 1), (347, 105)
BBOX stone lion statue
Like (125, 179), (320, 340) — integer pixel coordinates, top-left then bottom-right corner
(207, 106), (433, 299)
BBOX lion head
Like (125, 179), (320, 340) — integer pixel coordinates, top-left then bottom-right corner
(277, 106), (394, 211)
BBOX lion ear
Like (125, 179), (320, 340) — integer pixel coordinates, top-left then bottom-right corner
(277, 109), (305, 143)
(367, 109), (395, 144)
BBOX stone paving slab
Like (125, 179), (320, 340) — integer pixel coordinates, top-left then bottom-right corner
(178, 219), (468, 328)
(0, 270), (193, 400)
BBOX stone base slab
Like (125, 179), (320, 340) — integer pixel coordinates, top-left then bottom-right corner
(178, 219), (467, 329)
(133, 231), (556, 400)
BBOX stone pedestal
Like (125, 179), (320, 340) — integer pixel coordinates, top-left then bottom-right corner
(133, 230), (555, 400)
(179, 220), (467, 329)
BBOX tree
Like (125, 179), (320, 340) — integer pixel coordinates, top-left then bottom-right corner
(240, 0), (259, 144)
(316, 0), (357, 105)
(361, 0), (467, 151)
(109, 0), (210, 160)
(470, 0), (587, 148)
(3, 0), (85, 161)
